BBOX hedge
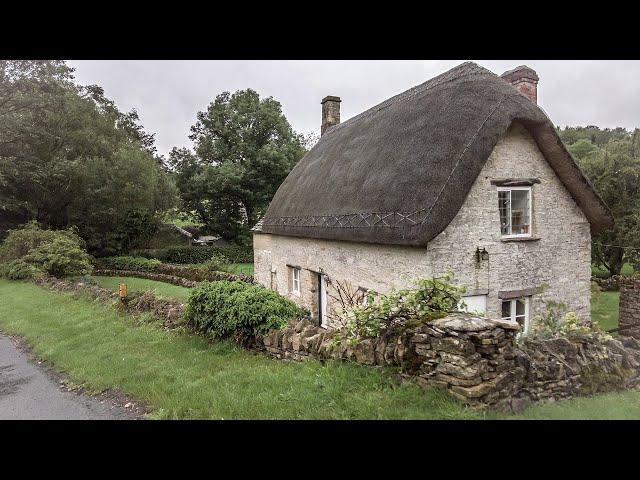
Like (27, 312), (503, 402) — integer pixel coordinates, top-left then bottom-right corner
(94, 256), (253, 283)
(133, 245), (253, 264)
(97, 256), (162, 272)
(185, 281), (306, 338)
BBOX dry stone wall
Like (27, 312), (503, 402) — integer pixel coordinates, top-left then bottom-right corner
(257, 313), (640, 411)
(620, 279), (640, 338)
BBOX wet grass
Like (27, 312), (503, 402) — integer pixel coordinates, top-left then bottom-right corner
(0, 279), (478, 420)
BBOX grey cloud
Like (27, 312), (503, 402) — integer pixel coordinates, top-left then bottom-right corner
(68, 60), (640, 158)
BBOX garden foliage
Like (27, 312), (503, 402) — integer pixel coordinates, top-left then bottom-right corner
(336, 274), (465, 342)
(0, 222), (92, 278)
(185, 280), (305, 338)
(135, 245), (253, 264)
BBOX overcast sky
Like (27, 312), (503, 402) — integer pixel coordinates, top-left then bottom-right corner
(68, 60), (640, 158)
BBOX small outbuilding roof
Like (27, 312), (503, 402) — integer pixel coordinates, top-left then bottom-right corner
(260, 62), (613, 246)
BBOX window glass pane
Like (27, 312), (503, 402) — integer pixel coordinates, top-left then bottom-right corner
(498, 191), (510, 235)
(501, 300), (511, 318)
(515, 299), (526, 316)
(510, 189), (530, 235)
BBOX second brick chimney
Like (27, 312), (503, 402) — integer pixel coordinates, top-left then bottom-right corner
(321, 96), (341, 135)
(501, 65), (539, 104)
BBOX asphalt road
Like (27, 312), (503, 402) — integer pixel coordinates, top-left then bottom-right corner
(0, 332), (139, 420)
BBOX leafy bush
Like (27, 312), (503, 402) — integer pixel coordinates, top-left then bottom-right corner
(22, 236), (93, 278)
(0, 259), (42, 280)
(135, 244), (253, 264)
(336, 274), (464, 343)
(0, 222), (92, 279)
(529, 300), (612, 342)
(0, 221), (71, 261)
(185, 281), (305, 338)
(97, 256), (162, 272)
(199, 252), (230, 272)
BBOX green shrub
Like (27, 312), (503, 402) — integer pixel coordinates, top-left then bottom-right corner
(0, 222), (92, 279)
(23, 236), (93, 278)
(0, 221), (80, 261)
(135, 245), (253, 264)
(529, 301), (612, 342)
(97, 256), (162, 272)
(0, 259), (42, 280)
(185, 281), (305, 338)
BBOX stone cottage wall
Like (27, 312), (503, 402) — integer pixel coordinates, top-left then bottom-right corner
(254, 122), (592, 327)
(620, 279), (640, 338)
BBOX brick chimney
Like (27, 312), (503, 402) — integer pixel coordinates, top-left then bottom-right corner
(321, 96), (341, 135)
(500, 65), (539, 104)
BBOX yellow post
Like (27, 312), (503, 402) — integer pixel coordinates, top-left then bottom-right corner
(118, 283), (128, 300)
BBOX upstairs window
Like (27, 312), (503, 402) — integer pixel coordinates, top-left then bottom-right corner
(498, 187), (531, 237)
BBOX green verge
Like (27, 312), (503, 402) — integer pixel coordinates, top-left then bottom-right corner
(591, 291), (620, 332)
(493, 389), (640, 420)
(225, 263), (254, 276)
(89, 275), (191, 301)
(0, 279), (478, 420)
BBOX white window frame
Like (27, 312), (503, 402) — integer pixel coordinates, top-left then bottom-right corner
(498, 186), (532, 239)
(501, 297), (531, 335)
(291, 267), (301, 295)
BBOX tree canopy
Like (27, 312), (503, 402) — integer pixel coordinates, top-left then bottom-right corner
(559, 126), (640, 275)
(0, 60), (177, 255)
(169, 89), (307, 242)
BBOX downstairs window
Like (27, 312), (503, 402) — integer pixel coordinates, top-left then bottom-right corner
(501, 297), (530, 335)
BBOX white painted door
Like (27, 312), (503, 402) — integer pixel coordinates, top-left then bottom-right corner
(319, 274), (328, 328)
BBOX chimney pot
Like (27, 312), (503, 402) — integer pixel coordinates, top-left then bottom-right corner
(321, 96), (341, 135)
(501, 65), (539, 104)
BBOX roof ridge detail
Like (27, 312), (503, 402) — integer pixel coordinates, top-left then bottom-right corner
(324, 62), (495, 136)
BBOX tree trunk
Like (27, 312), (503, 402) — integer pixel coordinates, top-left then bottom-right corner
(606, 247), (625, 276)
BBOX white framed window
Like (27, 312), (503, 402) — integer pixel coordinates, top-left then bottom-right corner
(501, 297), (530, 335)
(498, 186), (532, 238)
(291, 267), (301, 295)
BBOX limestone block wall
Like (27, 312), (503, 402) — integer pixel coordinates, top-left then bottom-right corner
(256, 313), (640, 411)
(620, 279), (640, 338)
(254, 122), (592, 327)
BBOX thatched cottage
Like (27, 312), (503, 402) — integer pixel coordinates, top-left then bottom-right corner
(253, 62), (613, 334)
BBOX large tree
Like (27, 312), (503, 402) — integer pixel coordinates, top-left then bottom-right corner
(170, 89), (306, 242)
(0, 60), (177, 254)
(559, 126), (640, 275)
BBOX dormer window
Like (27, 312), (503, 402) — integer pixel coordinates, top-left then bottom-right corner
(498, 186), (531, 237)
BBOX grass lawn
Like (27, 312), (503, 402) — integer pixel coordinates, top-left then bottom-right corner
(495, 389), (640, 420)
(591, 291), (620, 332)
(1, 278), (636, 419)
(89, 275), (191, 301)
(225, 263), (254, 276)
(0, 279), (479, 419)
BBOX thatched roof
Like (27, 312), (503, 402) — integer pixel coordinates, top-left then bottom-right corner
(260, 62), (613, 246)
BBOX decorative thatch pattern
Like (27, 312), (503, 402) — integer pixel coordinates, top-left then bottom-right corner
(261, 62), (613, 246)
